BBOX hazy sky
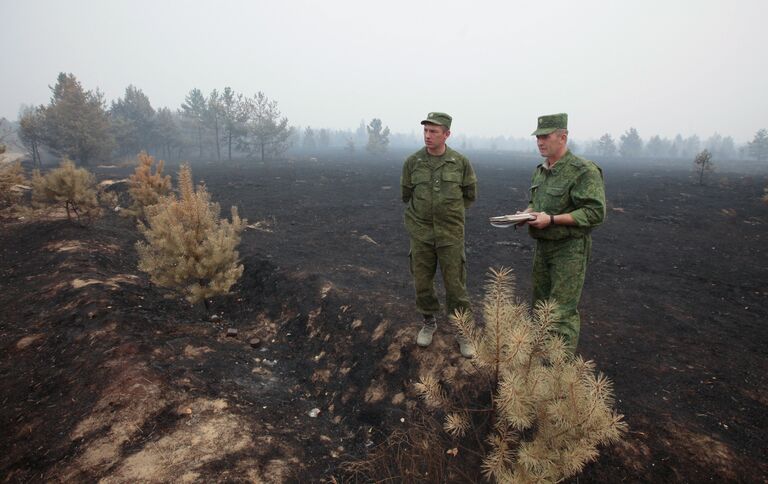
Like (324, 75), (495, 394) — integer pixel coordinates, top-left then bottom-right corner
(2, 0), (766, 141)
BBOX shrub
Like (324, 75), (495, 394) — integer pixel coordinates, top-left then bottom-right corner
(416, 268), (627, 483)
(136, 163), (246, 307)
(31, 158), (101, 225)
(0, 161), (27, 210)
(124, 151), (171, 218)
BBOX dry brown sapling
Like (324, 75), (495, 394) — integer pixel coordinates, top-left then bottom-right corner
(30, 158), (101, 225)
(0, 161), (27, 210)
(123, 151), (172, 219)
(136, 164), (246, 309)
(416, 267), (627, 483)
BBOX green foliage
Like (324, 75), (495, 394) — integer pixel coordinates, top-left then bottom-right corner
(207, 89), (223, 162)
(31, 158), (101, 225)
(41, 73), (115, 165)
(645, 135), (669, 158)
(136, 164), (246, 306)
(110, 85), (156, 157)
(220, 87), (247, 162)
(619, 127), (643, 158)
(416, 268), (627, 483)
(748, 128), (768, 161)
(597, 133), (616, 157)
(366, 118), (390, 155)
(18, 105), (45, 168)
(154, 107), (183, 161)
(181, 88), (208, 159)
(123, 151), (172, 219)
(693, 149), (714, 185)
(242, 92), (293, 161)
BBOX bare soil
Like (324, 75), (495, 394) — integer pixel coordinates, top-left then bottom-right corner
(1, 153), (767, 483)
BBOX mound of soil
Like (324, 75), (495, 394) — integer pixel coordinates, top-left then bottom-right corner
(1, 154), (766, 482)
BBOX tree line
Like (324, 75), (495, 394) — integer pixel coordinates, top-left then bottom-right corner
(17, 73), (294, 167)
(13, 72), (399, 166)
(10, 72), (768, 165)
(585, 127), (768, 161)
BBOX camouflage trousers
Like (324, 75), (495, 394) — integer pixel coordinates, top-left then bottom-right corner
(409, 238), (471, 318)
(532, 236), (592, 352)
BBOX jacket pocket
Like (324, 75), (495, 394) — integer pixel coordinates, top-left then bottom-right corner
(545, 185), (567, 196)
(412, 172), (431, 200)
(544, 184), (569, 212)
(442, 171), (463, 199)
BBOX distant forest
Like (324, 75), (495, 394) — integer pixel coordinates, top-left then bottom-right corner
(2, 72), (767, 166)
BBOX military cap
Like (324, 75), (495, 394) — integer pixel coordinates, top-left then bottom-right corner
(531, 113), (568, 136)
(421, 112), (452, 129)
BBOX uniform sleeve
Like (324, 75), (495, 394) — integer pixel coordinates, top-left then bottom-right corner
(461, 159), (478, 207)
(401, 159), (413, 203)
(569, 165), (606, 227)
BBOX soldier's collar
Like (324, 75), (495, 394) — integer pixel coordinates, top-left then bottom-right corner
(438, 145), (457, 162)
(422, 146), (457, 162)
(541, 150), (573, 173)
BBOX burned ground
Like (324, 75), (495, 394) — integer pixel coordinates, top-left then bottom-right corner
(1, 153), (766, 482)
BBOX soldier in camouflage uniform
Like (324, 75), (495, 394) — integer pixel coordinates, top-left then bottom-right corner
(401, 112), (477, 358)
(518, 113), (606, 352)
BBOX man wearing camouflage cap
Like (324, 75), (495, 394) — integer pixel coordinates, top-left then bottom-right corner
(401, 112), (477, 358)
(517, 113), (606, 352)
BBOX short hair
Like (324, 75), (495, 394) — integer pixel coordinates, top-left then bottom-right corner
(424, 123), (449, 134)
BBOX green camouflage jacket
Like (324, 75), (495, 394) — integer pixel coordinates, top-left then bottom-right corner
(401, 146), (477, 247)
(528, 150), (605, 240)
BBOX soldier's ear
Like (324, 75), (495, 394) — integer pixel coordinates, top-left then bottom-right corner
(444, 129), (451, 139)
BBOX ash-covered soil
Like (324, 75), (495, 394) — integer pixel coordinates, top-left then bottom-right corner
(1, 152), (766, 482)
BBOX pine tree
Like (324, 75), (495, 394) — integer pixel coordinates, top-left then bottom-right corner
(124, 151), (172, 219)
(416, 268), (626, 483)
(242, 92), (292, 162)
(366, 118), (390, 155)
(181, 88), (208, 159)
(154, 107), (182, 161)
(597, 133), (616, 157)
(693, 149), (714, 186)
(619, 128), (643, 158)
(18, 105), (45, 169)
(110, 85), (156, 157)
(136, 164), (246, 307)
(41, 73), (115, 165)
(221, 87), (247, 162)
(303, 126), (316, 151)
(645, 135), (670, 158)
(207, 89), (223, 162)
(31, 158), (101, 225)
(748, 129), (768, 161)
